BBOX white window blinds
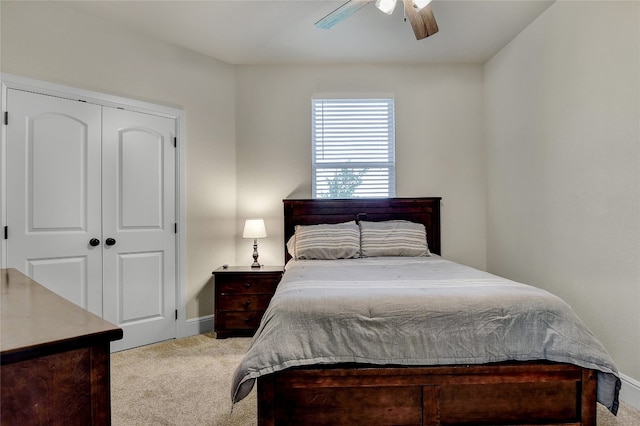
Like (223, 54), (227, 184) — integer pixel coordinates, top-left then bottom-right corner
(312, 98), (396, 198)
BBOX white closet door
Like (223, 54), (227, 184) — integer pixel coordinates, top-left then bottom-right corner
(5, 89), (104, 314)
(101, 107), (176, 351)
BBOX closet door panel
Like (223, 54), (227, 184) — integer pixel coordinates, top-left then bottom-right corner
(27, 257), (89, 309)
(101, 107), (176, 351)
(30, 114), (86, 229)
(120, 128), (163, 228)
(5, 89), (103, 314)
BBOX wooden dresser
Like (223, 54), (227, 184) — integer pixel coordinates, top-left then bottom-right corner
(1, 268), (123, 425)
(213, 266), (283, 338)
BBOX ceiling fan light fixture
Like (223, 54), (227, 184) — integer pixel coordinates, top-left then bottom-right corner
(411, 0), (432, 11)
(375, 0), (397, 15)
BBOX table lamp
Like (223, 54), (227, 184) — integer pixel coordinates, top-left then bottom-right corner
(242, 219), (267, 268)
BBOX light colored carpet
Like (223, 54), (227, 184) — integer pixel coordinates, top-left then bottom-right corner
(111, 333), (255, 425)
(111, 333), (640, 426)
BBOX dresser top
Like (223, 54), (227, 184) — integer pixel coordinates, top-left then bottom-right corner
(1, 268), (123, 364)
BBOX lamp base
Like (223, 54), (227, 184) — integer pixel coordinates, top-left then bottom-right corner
(251, 239), (261, 268)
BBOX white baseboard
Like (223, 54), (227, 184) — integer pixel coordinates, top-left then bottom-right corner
(620, 373), (640, 411)
(182, 314), (214, 337)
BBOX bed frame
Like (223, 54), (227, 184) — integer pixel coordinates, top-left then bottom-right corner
(257, 197), (597, 426)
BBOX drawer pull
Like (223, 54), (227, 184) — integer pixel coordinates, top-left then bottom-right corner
(244, 282), (252, 289)
(244, 300), (251, 309)
(244, 316), (252, 323)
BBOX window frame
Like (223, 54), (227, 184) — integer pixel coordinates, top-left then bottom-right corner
(311, 96), (396, 199)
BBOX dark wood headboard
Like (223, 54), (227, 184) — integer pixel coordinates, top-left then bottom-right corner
(283, 197), (441, 262)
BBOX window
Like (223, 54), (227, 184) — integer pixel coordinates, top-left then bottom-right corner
(312, 97), (396, 198)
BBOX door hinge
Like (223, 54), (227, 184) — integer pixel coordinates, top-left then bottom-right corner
(175, 309), (178, 320)
(174, 223), (178, 234)
(4, 111), (8, 125)
(174, 137), (177, 148)
(4, 226), (7, 240)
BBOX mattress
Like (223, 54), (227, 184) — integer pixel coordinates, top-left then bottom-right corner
(231, 256), (620, 413)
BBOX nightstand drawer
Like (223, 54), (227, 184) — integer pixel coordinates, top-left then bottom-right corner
(216, 274), (280, 295)
(216, 311), (263, 331)
(217, 294), (273, 312)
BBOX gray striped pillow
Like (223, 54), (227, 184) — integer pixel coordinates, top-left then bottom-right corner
(360, 220), (430, 257)
(294, 221), (360, 260)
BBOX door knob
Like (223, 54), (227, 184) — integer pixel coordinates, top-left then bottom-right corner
(89, 238), (100, 247)
(105, 238), (116, 246)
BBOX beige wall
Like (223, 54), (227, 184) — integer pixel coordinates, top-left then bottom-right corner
(234, 64), (486, 269)
(485, 0), (640, 382)
(0, 1), (237, 319)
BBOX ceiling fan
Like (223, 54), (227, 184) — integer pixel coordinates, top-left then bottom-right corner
(315, 0), (439, 40)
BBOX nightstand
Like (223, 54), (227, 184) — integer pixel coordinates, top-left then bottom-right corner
(212, 266), (283, 338)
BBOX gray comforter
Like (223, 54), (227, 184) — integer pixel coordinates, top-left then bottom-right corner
(231, 256), (620, 414)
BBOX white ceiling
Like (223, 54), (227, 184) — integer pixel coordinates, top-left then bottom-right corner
(58, 0), (555, 65)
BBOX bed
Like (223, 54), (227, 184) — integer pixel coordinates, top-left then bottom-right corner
(232, 197), (620, 425)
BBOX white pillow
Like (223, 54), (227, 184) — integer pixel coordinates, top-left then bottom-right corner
(286, 234), (296, 258)
(360, 220), (430, 257)
(292, 221), (360, 260)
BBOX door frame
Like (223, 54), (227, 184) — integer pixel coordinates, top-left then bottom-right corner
(0, 73), (188, 340)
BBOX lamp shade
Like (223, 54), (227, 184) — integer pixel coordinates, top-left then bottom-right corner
(242, 219), (267, 239)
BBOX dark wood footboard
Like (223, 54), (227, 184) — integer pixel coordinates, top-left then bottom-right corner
(257, 362), (597, 426)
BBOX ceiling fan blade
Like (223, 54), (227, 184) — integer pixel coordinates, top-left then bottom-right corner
(315, 0), (374, 30)
(402, 0), (439, 40)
